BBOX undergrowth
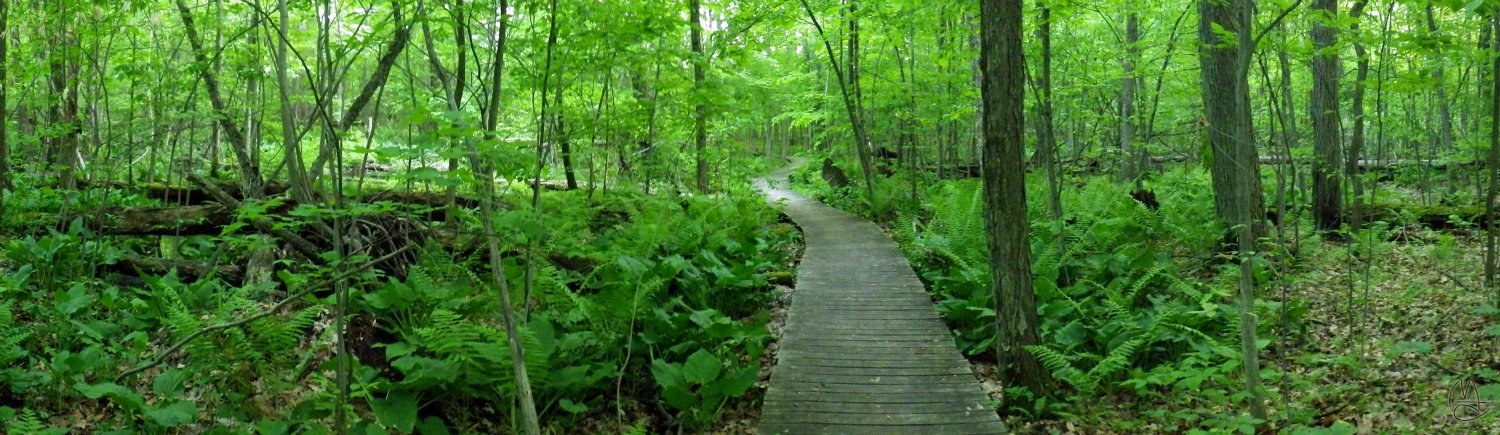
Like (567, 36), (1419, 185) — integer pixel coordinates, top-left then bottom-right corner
(0, 174), (799, 433)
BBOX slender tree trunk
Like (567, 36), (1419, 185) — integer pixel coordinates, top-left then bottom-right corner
(1348, 0), (1369, 231)
(177, 0), (263, 198)
(799, 0), (878, 208)
(1036, 0), (1061, 221)
(1120, 8), (1139, 183)
(270, 0), (313, 202)
(0, 0), (9, 194)
(469, 1), (539, 431)
(554, 85), (577, 189)
(1486, 10), (1500, 293)
(1426, 4), (1456, 151)
(1310, 0), (1343, 231)
(690, 0), (708, 193)
(979, 0), (1047, 393)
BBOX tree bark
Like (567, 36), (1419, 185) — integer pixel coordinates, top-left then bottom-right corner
(1348, 0), (1370, 231)
(1198, 0), (1266, 238)
(1036, 0), (1061, 221)
(690, 0), (709, 193)
(1310, 0), (1343, 231)
(979, 0), (1047, 393)
(175, 0), (264, 198)
(1487, 10), (1500, 293)
(1197, 0), (1269, 426)
(0, 0), (9, 195)
(799, 0), (878, 208)
(1120, 8), (1139, 183)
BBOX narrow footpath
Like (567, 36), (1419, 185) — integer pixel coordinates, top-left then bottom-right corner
(754, 159), (1007, 434)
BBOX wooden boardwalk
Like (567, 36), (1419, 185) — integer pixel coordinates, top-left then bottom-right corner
(754, 161), (1007, 434)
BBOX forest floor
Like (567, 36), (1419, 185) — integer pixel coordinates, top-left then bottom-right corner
(1003, 230), (1500, 433)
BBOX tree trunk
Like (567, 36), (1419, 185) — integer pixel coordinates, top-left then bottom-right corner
(175, 0), (263, 198)
(979, 0), (1047, 394)
(1197, 0), (1269, 425)
(690, 0), (709, 193)
(0, 0), (9, 194)
(799, 0), (878, 208)
(469, 1), (539, 431)
(1198, 0), (1266, 239)
(1426, 4), (1456, 151)
(555, 85), (577, 190)
(1348, 0), (1370, 231)
(1487, 11), (1500, 294)
(1310, 0), (1343, 231)
(1036, 0), (1061, 221)
(1120, 8), (1139, 183)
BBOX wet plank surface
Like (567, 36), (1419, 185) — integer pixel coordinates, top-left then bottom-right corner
(754, 160), (1006, 434)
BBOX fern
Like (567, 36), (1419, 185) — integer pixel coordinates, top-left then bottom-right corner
(6, 408), (47, 435)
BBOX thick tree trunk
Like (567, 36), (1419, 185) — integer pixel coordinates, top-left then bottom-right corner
(1310, 0), (1343, 231)
(1198, 0), (1269, 425)
(1198, 0), (1266, 238)
(979, 0), (1047, 393)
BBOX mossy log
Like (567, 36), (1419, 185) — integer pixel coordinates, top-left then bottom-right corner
(103, 256), (245, 283)
(79, 180), (290, 205)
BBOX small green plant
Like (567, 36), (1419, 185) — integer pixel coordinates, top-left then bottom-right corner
(650, 348), (759, 429)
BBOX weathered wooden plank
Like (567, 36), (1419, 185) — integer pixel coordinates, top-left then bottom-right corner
(760, 421), (1007, 435)
(764, 389), (991, 405)
(779, 364), (975, 376)
(759, 400), (992, 414)
(773, 352), (966, 365)
(769, 372), (980, 385)
(755, 161), (1006, 435)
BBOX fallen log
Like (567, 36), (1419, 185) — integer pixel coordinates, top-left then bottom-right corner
(78, 180), (291, 206)
(103, 256), (245, 283)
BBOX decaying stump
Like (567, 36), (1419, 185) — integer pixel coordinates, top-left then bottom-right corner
(821, 158), (849, 188)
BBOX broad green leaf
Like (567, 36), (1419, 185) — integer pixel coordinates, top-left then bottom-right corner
(683, 349), (722, 385)
(370, 392), (419, 433)
(152, 369), (187, 397)
(144, 401), (197, 427)
(76, 382), (145, 411)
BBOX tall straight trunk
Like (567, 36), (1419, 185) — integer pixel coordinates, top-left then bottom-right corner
(469, 1), (539, 431)
(1487, 11), (1500, 293)
(271, 0), (313, 202)
(554, 85), (577, 189)
(799, 0), (878, 207)
(979, 0), (1047, 393)
(1036, 0), (1061, 221)
(1310, 0), (1343, 231)
(690, 0), (708, 193)
(1197, 0), (1269, 425)
(1347, 1), (1369, 231)
(1426, 4), (1456, 150)
(1278, 42), (1296, 164)
(1198, 0), (1266, 238)
(0, 0), (9, 194)
(177, 0), (263, 198)
(1120, 9), (1139, 183)
(48, 1), (80, 190)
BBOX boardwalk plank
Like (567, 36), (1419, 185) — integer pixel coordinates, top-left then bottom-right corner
(754, 162), (1006, 434)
